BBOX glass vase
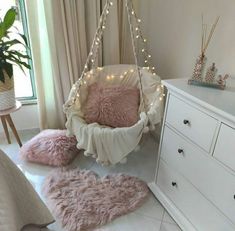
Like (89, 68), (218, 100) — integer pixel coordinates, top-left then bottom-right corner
(192, 54), (207, 81)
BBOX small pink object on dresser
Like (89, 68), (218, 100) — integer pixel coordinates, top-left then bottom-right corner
(20, 129), (79, 166)
(84, 83), (140, 128)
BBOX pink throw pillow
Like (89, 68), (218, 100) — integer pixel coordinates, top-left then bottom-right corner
(84, 83), (140, 128)
(20, 129), (79, 166)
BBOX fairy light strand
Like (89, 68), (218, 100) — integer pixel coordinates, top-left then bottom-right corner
(69, 0), (164, 106)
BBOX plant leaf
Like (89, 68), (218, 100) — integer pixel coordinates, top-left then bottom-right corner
(7, 32), (29, 47)
(6, 57), (25, 74)
(0, 22), (5, 40)
(0, 38), (26, 47)
(3, 62), (13, 78)
(0, 68), (5, 83)
(8, 50), (30, 59)
(6, 55), (31, 73)
(17, 33), (28, 46)
(3, 8), (16, 31)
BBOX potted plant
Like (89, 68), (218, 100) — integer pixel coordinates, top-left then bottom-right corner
(0, 8), (30, 110)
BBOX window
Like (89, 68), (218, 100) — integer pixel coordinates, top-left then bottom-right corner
(0, 0), (36, 101)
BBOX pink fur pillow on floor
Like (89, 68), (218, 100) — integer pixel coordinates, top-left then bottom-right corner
(20, 129), (79, 167)
(84, 83), (140, 128)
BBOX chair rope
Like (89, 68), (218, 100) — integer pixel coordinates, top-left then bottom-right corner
(125, 0), (148, 116)
(64, 0), (155, 117)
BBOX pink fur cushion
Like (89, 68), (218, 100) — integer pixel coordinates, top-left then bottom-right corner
(84, 83), (140, 127)
(20, 129), (79, 166)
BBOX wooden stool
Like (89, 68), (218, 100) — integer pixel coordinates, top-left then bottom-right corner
(0, 101), (22, 147)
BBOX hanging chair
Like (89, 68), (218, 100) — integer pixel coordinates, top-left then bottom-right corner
(64, 0), (164, 165)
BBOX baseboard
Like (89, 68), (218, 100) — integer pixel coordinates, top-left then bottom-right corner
(0, 127), (39, 138)
(148, 182), (197, 231)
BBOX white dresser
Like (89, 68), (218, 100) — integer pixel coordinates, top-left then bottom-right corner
(149, 78), (235, 231)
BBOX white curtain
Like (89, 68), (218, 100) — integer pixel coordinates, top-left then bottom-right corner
(25, 0), (138, 129)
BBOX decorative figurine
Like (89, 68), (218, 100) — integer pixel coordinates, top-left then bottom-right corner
(217, 74), (229, 86)
(192, 54), (207, 81)
(205, 63), (217, 83)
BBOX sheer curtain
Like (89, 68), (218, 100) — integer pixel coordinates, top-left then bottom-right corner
(25, 0), (137, 129)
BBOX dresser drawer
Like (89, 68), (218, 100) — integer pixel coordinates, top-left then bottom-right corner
(157, 160), (235, 231)
(161, 125), (235, 224)
(214, 124), (235, 172)
(165, 95), (218, 152)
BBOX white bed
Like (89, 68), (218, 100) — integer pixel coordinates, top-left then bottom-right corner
(0, 149), (54, 231)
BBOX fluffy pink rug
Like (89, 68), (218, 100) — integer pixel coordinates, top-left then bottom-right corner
(43, 168), (149, 231)
(20, 129), (79, 167)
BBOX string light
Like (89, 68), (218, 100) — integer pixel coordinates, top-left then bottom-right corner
(76, 4), (166, 105)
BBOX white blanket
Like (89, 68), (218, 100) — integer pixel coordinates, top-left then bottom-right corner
(67, 112), (149, 165)
(0, 149), (54, 231)
(65, 65), (163, 165)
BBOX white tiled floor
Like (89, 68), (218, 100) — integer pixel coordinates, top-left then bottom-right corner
(0, 130), (181, 231)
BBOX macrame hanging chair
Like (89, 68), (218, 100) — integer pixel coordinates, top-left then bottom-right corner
(64, 0), (164, 165)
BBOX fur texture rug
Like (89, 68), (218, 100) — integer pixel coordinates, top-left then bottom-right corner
(42, 168), (149, 231)
(20, 129), (79, 167)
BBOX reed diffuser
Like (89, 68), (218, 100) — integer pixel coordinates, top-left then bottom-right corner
(192, 16), (220, 81)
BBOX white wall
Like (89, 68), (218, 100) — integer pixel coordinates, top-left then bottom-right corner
(3, 1), (234, 134)
(0, 104), (39, 133)
(138, 0), (235, 79)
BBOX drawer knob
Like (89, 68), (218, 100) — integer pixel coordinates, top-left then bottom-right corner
(172, 182), (177, 187)
(183, 119), (190, 125)
(178, 148), (184, 154)
(234, 195), (235, 200)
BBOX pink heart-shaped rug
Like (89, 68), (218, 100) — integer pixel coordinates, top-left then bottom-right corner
(42, 168), (149, 231)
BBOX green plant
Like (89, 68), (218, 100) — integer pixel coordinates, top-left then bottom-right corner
(0, 8), (30, 83)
